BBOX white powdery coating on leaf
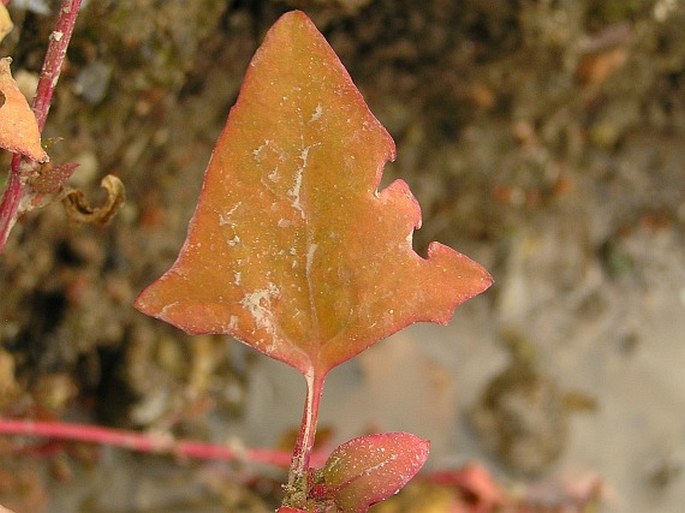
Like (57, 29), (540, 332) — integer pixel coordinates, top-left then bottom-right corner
(157, 302), (180, 322)
(219, 202), (242, 227)
(239, 283), (280, 335)
(252, 139), (272, 161)
(268, 167), (280, 182)
(288, 147), (308, 216)
(227, 315), (239, 330)
(306, 243), (318, 277)
(405, 230), (414, 248)
(288, 141), (322, 218)
(309, 103), (323, 123)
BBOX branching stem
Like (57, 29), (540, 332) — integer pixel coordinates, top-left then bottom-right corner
(0, 0), (82, 252)
(0, 417), (329, 468)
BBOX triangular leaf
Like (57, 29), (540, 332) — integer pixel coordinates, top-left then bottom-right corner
(314, 432), (429, 513)
(0, 57), (48, 163)
(134, 10), (492, 376)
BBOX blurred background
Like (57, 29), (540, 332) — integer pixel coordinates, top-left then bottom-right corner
(0, 0), (683, 511)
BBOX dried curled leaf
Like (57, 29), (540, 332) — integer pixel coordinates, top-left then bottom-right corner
(0, 57), (48, 163)
(62, 174), (125, 225)
(30, 161), (79, 195)
(314, 433), (430, 513)
(135, 11), (492, 377)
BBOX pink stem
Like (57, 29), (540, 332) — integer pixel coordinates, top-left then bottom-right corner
(32, 0), (83, 132)
(0, 154), (23, 249)
(0, 0), (82, 252)
(0, 418), (327, 468)
(287, 370), (326, 490)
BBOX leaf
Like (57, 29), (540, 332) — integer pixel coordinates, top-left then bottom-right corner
(134, 10), (492, 377)
(428, 464), (506, 510)
(0, 57), (48, 163)
(62, 174), (126, 225)
(29, 161), (78, 195)
(313, 432), (429, 513)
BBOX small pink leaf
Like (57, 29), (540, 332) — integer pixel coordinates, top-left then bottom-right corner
(134, 10), (492, 377)
(277, 508), (308, 513)
(429, 464), (506, 510)
(316, 432), (429, 513)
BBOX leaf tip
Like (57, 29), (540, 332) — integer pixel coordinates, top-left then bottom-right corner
(426, 240), (494, 298)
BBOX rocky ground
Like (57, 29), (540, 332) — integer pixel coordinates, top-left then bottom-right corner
(0, 1), (683, 512)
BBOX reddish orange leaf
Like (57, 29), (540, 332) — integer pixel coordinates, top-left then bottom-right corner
(135, 10), (492, 376)
(0, 58), (48, 163)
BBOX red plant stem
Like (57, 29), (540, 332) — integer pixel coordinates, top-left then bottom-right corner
(0, 0), (82, 252)
(0, 154), (22, 250)
(287, 370), (326, 490)
(32, 0), (82, 132)
(0, 418), (328, 468)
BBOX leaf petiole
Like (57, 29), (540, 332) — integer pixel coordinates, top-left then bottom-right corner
(285, 369), (326, 504)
